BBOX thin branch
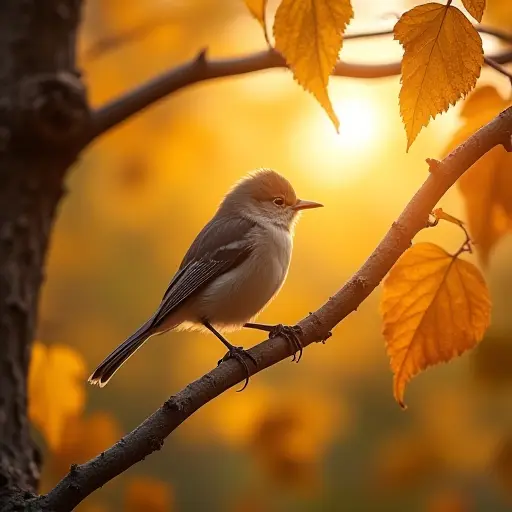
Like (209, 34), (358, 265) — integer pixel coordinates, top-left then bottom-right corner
(84, 13), (180, 61)
(39, 105), (512, 512)
(478, 24), (512, 45)
(85, 22), (512, 61)
(484, 56), (512, 85)
(88, 47), (512, 142)
(341, 24), (512, 42)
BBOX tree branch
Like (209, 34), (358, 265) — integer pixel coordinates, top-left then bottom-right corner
(88, 44), (512, 143)
(484, 56), (512, 85)
(86, 21), (512, 61)
(39, 104), (512, 512)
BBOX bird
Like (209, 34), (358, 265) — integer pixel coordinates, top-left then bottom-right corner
(88, 169), (323, 390)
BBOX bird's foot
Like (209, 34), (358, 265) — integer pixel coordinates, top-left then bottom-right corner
(269, 324), (304, 363)
(218, 346), (257, 392)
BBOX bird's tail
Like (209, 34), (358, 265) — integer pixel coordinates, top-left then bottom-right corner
(88, 321), (154, 388)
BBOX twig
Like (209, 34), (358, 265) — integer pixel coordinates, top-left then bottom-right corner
(426, 158), (442, 173)
(85, 23), (512, 61)
(38, 105), (512, 512)
(451, 221), (473, 257)
(88, 47), (512, 142)
(478, 24), (512, 45)
(84, 14), (180, 61)
(484, 56), (512, 85)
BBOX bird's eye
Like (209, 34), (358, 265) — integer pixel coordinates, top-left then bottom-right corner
(273, 197), (285, 207)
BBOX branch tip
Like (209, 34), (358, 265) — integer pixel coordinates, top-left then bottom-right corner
(426, 158), (442, 173)
(484, 56), (512, 84)
(196, 48), (208, 64)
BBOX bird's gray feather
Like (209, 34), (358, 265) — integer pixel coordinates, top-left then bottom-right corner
(151, 215), (256, 327)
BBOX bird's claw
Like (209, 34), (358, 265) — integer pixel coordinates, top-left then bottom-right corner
(269, 324), (304, 363)
(218, 346), (257, 392)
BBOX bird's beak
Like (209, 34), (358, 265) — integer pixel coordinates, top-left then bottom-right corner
(292, 199), (324, 211)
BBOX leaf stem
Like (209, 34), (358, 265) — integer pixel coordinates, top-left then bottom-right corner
(453, 224), (473, 258)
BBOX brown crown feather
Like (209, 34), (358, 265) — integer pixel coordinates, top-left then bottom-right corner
(235, 169), (297, 205)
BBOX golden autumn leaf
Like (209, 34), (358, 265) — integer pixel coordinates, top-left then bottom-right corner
(49, 412), (122, 477)
(125, 477), (173, 512)
(29, 342), (86, 450)
(394, 3), (483, 150)
(381, 243), (491, 408)
(244, 0), (270, 45)
(458, 85), (507, 119)
(444, 86), (512, 264)
(273, 0), (354, 131)
(462, 0), (486, 22)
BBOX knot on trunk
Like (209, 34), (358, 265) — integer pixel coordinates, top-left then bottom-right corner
(19, 72), (89, 147)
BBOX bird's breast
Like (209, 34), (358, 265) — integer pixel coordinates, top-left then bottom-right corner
(195, 225), (293, 328)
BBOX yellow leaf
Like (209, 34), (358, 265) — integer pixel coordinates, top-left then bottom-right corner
(444, 86), (512, 264)
(394, 3), (483, 150)
(125, 477), (173, 512)
(273, 0), (354, 131)
(459, 85), (506, 119)
(381, 243), (491, 408)
(28, 342), (86, 450)
(462, 0), (486, 22)
(244, 0), (270, 45)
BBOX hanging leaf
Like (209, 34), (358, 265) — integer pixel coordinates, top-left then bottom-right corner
(244, 0), (270, 45)
(274, 0), (354, 131)
(444, 86), (512, 265)
(381, 243), (491, 408)
(462, 0), (486, 22)
(394, 3), (483, 150)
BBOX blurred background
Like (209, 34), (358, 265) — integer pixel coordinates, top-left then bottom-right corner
(29, 0), (512, 510)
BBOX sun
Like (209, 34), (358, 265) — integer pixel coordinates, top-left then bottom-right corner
(290, 91), (383, 185)
(336, 97), (377, 150)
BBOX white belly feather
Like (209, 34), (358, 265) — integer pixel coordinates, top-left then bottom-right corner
(189, 223), (292, 330)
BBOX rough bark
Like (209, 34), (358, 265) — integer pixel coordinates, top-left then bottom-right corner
(0, 1), (87, 509)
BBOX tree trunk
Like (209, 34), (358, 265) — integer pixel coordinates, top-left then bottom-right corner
(0, 1), (87, 508)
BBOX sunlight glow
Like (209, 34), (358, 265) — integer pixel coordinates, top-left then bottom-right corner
(290, 92), (383, 185)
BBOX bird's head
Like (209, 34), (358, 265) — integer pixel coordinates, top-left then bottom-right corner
(220, 169), (323, 230)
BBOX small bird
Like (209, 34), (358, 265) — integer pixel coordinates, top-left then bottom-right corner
(88, 169), (323, 390)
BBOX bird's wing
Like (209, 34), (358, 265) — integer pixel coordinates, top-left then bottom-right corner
(151, 215), (256, 327)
